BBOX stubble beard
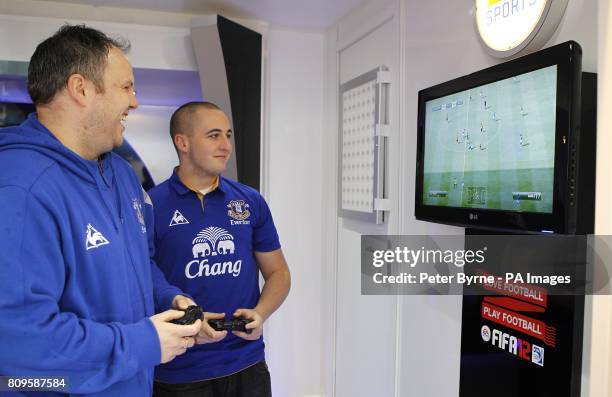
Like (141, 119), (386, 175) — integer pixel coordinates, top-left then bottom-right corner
(83, 113), (122, 158)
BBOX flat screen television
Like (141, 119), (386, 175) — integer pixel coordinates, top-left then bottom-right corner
(414, 41), (591, 234)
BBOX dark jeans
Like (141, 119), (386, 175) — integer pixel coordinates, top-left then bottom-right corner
(153, 360), (272, 397)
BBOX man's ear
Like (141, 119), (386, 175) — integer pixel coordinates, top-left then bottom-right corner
(65, 74), (93, 107)
(174, 133), (189, 154)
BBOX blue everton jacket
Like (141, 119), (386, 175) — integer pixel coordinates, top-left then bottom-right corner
(0, 114), (183, 396)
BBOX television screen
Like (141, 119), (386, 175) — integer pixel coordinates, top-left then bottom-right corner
(415, 41), (594, 234)
(422, 66), (557, 214)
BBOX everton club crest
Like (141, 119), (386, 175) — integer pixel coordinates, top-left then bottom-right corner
(132, 198), (147, 233)
(227, 200), (251, 225)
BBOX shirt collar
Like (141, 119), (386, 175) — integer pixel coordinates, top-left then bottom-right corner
(217, 176), (228, 193)
(169, 167), (226, 196)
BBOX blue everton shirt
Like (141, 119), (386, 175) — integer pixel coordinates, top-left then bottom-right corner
(148, 170), (281, 383)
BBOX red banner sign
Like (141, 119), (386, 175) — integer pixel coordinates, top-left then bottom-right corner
(477, 270), (548, 308)
(482, 301), (556, 347)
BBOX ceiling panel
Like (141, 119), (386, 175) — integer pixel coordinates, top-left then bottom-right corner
(33, 0), (365, 29)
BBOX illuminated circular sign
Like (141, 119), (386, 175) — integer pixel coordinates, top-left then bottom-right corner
(475, 0), (569, 58)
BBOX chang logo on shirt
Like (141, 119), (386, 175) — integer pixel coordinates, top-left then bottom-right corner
(185, 227), (242, 279)
(227, 200), (251, 225)
(85, 224), (110, 250)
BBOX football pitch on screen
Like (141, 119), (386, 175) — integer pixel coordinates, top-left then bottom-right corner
(422, 66), (556, 213)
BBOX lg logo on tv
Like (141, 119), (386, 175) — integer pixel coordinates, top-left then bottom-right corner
(469, 213), (479, 221)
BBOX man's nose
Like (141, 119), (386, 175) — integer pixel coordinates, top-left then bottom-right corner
(220, 134), (232, 151)
(130, 90), (139, 109)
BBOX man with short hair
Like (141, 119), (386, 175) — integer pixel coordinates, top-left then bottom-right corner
(149, 102), (291, 397)
(0, 25), (201, 396)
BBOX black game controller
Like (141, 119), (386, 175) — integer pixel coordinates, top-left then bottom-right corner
(171, 305), (203, 325)
(208, 317), (253, 334)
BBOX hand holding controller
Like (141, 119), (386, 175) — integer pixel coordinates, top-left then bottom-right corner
(208, 317), (253, 334)
(171, 305), (204, 325)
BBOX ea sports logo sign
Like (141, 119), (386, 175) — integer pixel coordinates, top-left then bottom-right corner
(475, 0), (569, 58)
(481, 325), (491, 342)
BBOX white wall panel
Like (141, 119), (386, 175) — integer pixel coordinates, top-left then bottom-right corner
(330, 2), (401, 396)
(263, 27), (326, 397)
(335, 225), (397, 397)
(0, 14), (196, 70)
(585, 1), (612, 396)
